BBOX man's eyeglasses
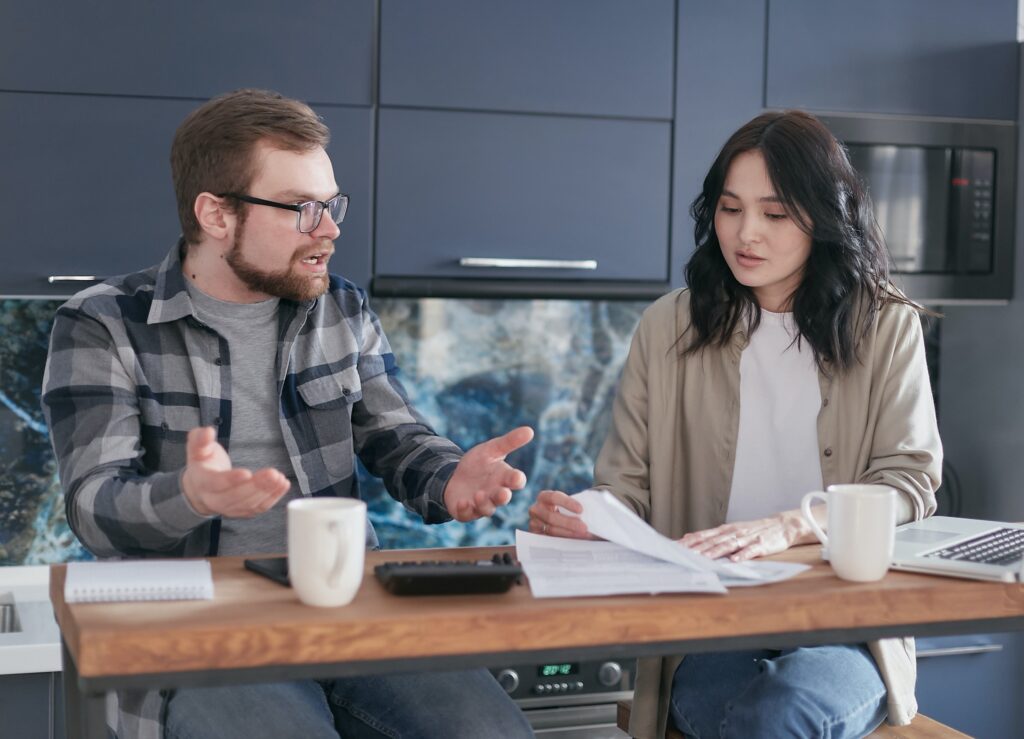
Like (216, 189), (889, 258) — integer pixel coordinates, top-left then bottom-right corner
(220, 193), (350, 234)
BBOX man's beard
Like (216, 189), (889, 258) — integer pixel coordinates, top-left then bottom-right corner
(225, 223), (331, 302)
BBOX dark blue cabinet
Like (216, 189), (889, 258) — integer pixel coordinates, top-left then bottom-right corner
(915, 633), (1024, 736)
(3, 1), (1020, 298)
(0, 0), (374, 105)
(374, 108), (671, 288)
(317, 107), (374, 291)
(765, 0), (1018, 119)
(0, 672), (63, 738)
(0, 94), (192, 297)
(0, 94), (372, 296)
(380, 0), (675, 119)
(671, 0), (767, 288)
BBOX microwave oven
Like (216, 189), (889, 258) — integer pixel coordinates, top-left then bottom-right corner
(819, 113), (1016, 303)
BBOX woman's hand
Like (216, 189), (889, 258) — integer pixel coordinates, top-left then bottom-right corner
(679, 509), (818, 562)
(528, 490), (592, 539)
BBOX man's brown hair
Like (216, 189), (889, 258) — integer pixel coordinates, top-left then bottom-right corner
(170, 89), (330, 244)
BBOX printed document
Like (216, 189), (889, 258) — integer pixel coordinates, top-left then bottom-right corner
(515, 530), (727, 597)
(516, 489), (809, 598)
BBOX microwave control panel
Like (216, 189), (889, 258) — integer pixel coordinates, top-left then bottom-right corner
(951, 149), (995, 273)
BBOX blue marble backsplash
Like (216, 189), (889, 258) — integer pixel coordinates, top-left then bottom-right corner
(0, 297), (646, 565)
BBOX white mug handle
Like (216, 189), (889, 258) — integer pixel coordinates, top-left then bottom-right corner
(327, 520), (345, 588)
(800, 491), (829, 546)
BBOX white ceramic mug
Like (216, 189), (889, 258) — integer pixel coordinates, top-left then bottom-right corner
(800, 484), (897, 582)
(287, 498), (367, 607)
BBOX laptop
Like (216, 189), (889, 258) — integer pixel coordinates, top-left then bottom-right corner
(890, 516), (1024, 583)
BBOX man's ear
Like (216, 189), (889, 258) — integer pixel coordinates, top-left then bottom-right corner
(194, 193), (234, 241)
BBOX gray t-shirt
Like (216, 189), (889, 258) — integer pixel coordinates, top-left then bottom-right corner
(187, 281), (302, 556)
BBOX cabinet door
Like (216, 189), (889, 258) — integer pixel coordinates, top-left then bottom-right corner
(672, 0), (767, 289)
(765, 0), (1018, 119)
(915, 633), (1024, 737)
(0, 94), (192, 297)
(320, 107), (374, 291)
(380, 0), (674, 119)
(0, 0), (374, 105)
(0, 94), (372, 296)
(0, 673), (59, 738)
(374, 108), (671, 284)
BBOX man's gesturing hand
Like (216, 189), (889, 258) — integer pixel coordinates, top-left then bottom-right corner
(442, 426), (534, 522)
(181, 426), (290, 518)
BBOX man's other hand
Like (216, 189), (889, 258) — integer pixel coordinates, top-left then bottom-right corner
(442, 426), (534, 522)
(181, 426), (290, 517)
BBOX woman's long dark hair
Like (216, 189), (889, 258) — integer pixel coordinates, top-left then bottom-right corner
(684, 109), (921, 372)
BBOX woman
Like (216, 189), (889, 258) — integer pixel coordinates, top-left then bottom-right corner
(529, 110), (942, 739)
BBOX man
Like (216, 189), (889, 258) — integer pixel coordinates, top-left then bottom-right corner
(42, 89), (535, 739)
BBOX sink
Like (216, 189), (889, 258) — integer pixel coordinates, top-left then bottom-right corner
(0, 566), (62, 674)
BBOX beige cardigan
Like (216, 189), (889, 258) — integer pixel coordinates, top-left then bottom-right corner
(594, 289), (942, 739)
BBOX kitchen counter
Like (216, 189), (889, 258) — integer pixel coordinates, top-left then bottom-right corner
(0, 565), (62, 674)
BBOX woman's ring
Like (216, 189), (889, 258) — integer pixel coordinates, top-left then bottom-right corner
(542, 522), (549, 535)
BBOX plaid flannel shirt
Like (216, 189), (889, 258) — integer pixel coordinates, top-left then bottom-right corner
(42, 240), (462, 737)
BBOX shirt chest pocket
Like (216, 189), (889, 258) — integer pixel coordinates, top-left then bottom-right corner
(296, 368), (363, 478)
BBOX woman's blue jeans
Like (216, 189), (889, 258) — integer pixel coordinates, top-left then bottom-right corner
(164, 667), (534, 738)
(670, 645), (888, 739)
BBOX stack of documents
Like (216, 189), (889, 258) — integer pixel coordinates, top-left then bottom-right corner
(515, 489), (809, 598)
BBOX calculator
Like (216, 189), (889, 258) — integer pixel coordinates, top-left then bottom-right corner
(374, 553), (523, 595)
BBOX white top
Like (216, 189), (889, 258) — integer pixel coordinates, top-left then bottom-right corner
(727, 310), (823, 522)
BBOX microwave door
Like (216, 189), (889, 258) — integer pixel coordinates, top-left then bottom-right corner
(848, 145), (952, 274)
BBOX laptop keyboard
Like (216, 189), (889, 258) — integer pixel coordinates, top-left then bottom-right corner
(924, 527), (1024, 566)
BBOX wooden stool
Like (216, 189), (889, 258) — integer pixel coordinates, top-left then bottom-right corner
(615, 700), (971, 738)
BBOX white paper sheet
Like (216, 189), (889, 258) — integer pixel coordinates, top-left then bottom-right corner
(515, 530), (726, 598)
(565, 489), (764, 580)
(716, 559), (812, 587)
(515, 488), (810, 598)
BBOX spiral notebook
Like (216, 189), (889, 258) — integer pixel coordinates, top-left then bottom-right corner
(64, 560), (215, 603)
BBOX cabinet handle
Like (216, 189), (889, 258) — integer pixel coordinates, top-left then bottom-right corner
(458, 257), (598, 270)
(47, 275), (103, 284)
(917, 644), (1003, 658)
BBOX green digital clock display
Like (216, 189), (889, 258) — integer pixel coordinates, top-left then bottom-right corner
(538, 662), (579, 677)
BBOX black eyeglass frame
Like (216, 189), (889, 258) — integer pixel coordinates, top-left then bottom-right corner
(219, 192), (350, 233)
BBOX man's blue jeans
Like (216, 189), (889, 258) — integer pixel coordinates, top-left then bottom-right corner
(670, 645), (888, 738)
(164, 668), (534, 738)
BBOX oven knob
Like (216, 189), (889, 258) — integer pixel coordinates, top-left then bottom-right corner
(496, 669), (519, 694)
(597, 661), (623, 687)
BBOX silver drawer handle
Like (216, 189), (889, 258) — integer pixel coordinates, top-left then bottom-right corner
(917, 644), (1004, 658)
(458, 257), (598, 270)
(47, 275), (103, 284)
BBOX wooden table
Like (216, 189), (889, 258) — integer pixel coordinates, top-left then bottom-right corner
(51, 545), (1024, 739)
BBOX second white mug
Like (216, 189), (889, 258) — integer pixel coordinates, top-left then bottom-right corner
(800, 484), (897, 582)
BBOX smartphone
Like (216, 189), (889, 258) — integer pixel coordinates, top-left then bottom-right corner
(244, 556), (290, 587)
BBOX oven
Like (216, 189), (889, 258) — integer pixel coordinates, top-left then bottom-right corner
(490, 659), (633, 737)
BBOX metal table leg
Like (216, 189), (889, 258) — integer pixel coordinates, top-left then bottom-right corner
(62, 637), (108, 739)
